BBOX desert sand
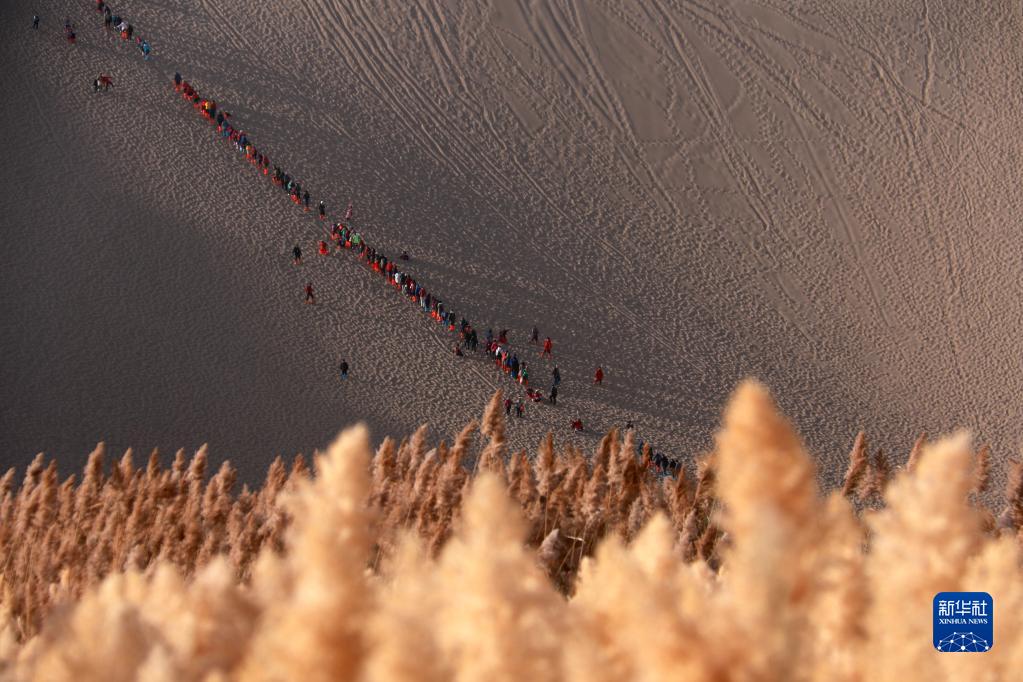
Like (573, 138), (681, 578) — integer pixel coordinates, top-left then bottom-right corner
(2, 0), (1019, 491)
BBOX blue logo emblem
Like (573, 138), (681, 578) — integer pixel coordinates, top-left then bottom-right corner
(933, 592), (993, 652)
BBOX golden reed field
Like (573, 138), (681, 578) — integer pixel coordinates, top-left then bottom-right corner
(1, 381), (1021, 681)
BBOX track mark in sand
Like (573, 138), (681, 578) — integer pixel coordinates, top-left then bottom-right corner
(195, 0), (258, 61)
(674, 0), (907, 348)
(922, 0), (934, 107)
(487, 1), (857, 396)
(568, 1), (684, 219)
(411, 0), (470, 100)
(758, 0), (975, 138)
(642, 0), (898, 397)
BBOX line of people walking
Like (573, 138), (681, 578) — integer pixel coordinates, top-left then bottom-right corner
(167, 72), (633, 443)
(44, 1), (676, 464)
(95, 1), (153, 59)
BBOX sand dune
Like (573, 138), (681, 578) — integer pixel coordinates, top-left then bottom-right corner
(2, 0), (1020, 492)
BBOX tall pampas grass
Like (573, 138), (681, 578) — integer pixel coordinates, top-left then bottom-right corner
(866, 432), (983, 682)
(240, 425), (375, 682)
(3, 384), (1023, 681)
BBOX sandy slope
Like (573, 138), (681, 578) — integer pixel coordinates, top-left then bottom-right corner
(2, 0), (1021, 493)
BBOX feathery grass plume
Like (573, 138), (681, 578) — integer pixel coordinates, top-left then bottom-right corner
(170, 449), (187, 482)
(448, 420), (477, 466)
(18, 454), (46, 507)
(242, 425), (375, 682)
(638, 465), (664, 517)
(178, 447), (209, 575)
(56, 474), (76, 524)
(118, 450), (135, 487)
(365, 532), (449, 682)
(575, 514), (719, 681)
(186, 446), (208, 495)
(677, 503), (705, 563)
(411, 447), (440, 507)
(405, 424), (430, 483)
(229, 496), (260, 580)
(841, 431), (869, 499)
(371, 437), (397, 507)
(624, 498), (648, 543)
(536, 528), (567, 587)
(150, 558), (259, 679)
(507, 450), (536, 509)
(807, 492), (867, 681)
(677, 454), (716, 561)
(256, 456), (288, 546)
(408, 449), (442, 540)
(431, 441), (470, 545)
(288, 453), (309, 483)
(613, 448), (641, 528)
(581, 458), (608, 529)
(437, 473), (564, 682)
(974, 443), (991, 496)
(20, 572), (153, 681)
(144, 449), (160, 483)
(392, 438), (411, 483)
(477, 392), (507, 477)
(866, 432), (983, 682)
(479, 390), (506, 442)
(713, 380), (821, 679)
(593, 432), (613, 475)
(534, 433), (556, 496)
(692, 452), (716, 503)
(664, 466), (693, 529)
(74, 445), (105, 521)
(695, 519), (720, 566)
(957, 536), (1023, 678)
(998, 457), (1023, 531)
(32, 462), (58, 534)
(906, 432), (926, 473)
(860, 447), (892, 503)
(568, 536), (636, 682)
(540, 454), (582, 555)
(608, 427), (621, 466)
(0, 467), (15, 501)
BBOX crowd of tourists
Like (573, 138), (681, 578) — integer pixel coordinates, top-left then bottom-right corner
(35, 1), (681, 476)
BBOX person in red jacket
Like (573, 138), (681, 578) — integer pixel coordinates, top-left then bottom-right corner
(540, 336), (553, 358)
(304, 283), (315, 304)
(318, 241), (329, 256)
(571, 419), (583, 431)
(594, 366), (604, 385)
